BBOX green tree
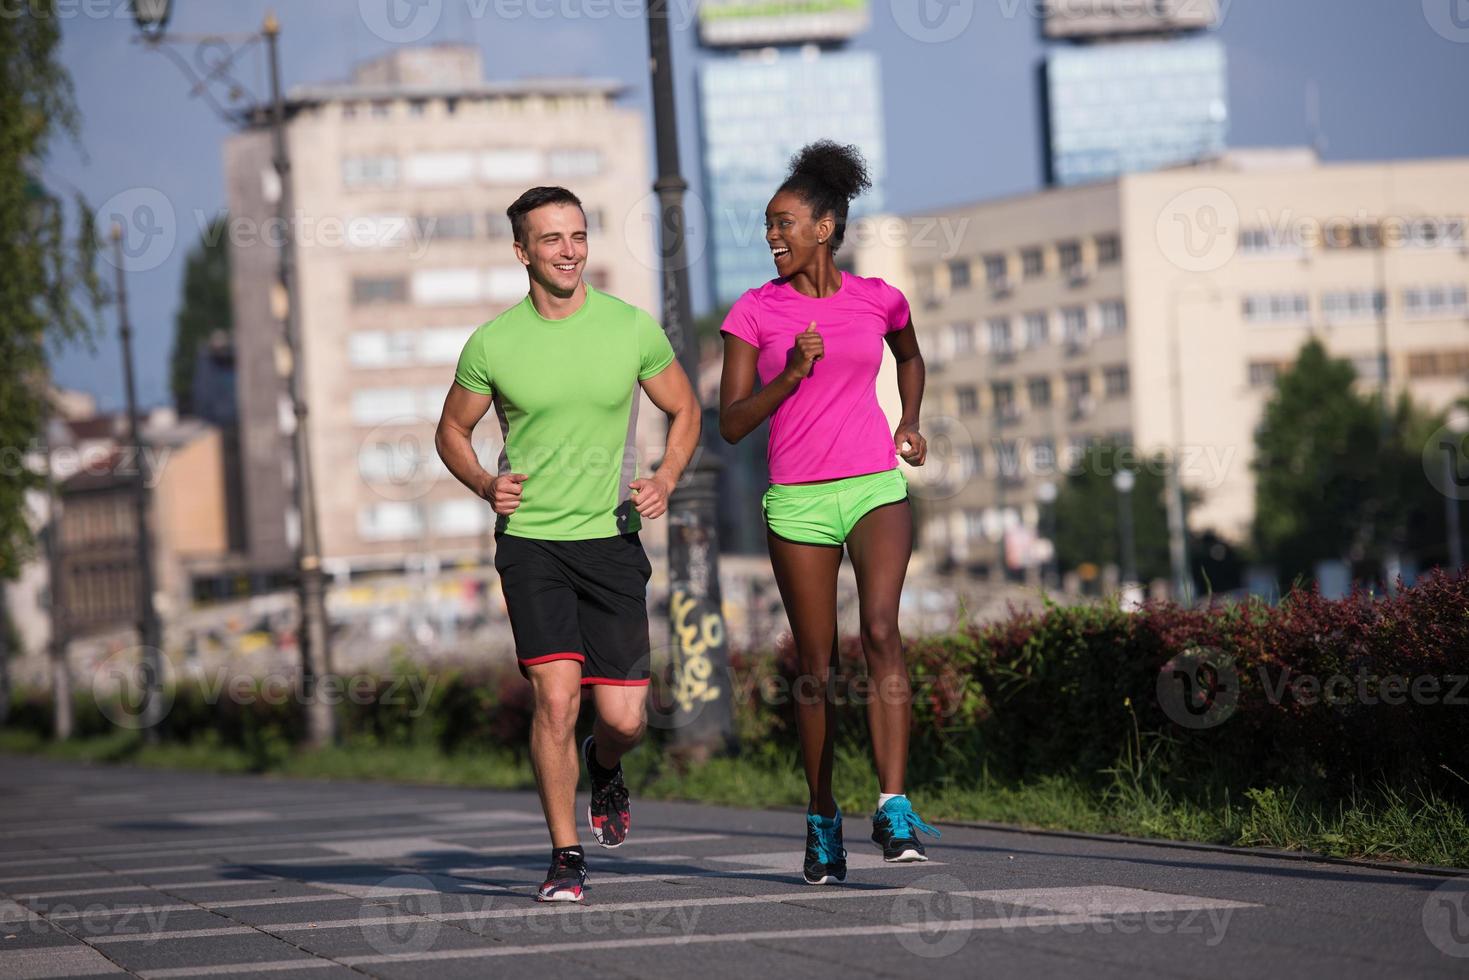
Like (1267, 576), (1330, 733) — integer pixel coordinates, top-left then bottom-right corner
(1251, 339), (1385, 584)
(169, 217), (232, 414)
(1053, 443), (1179, 584)
(0, 4), (101, 581)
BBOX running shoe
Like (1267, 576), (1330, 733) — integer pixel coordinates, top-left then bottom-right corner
(583, 735), (630, 848)
(536, 849), (588, 903)
(871, 796), (941, 862)
(803, 809), (847, 885)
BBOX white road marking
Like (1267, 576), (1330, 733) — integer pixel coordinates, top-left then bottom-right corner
(959, 885), (1260, 913)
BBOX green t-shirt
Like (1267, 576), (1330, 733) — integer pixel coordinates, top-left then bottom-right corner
(453, 285), (676, 540)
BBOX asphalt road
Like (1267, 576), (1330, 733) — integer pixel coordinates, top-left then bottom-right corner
(0, 755), (1465, 979)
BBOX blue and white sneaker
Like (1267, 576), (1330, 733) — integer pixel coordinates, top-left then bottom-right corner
(871, 796), (940, 862)
(803, 809), (847, 885)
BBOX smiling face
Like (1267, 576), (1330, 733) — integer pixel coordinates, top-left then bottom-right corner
(765, 190), (835, 279)
(514, 202), (588, 297)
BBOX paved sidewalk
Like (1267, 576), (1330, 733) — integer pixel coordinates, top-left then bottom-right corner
(0, 755), (1464, 978)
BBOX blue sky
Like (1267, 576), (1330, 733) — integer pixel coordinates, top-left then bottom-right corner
(46, 0), (1469, 412)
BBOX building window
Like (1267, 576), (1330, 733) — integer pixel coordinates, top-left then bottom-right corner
(1247, 361), (1282, 388)
(413, 213), (476, 241)
(983, 254), (1008, 285)
(1351, 355), (1389, 383)
(1322, 290), (1385, 323)
(1023, 311), (1049, 349)
(584, 208), (604, 234)
(992, 381), (1018, 421)
(959, 445), (982, 478)
(481, 149), (544, 183)
(1403, 284), (1469, 319)
(951, 321), (976, 355)
(549, 149), (603, 178)
(341, 103), (359, 121)
(1403, 218), (1465, 250)
(1098, 300), (1127, 335)
(1407, 349), (1469, 378)
(1062, 306), (1088, 346)
(359, 502), (424, 541)
(957, 385), (979, 416)
(1096, 234), (1121, 265)
(342, 156), (398, 188)
(1065, 371), (1091, 402)
(1240, 227), (1304, 257)
(1021, 247), (1044, 279)
(433, 499), (489, 537)
(994, 440), (1020, 477)
(1031, 437), (1056, 473)
(1242, 293), (1310, 323)
(986, 317), (1012, 355)
(1057, 240), (1082, 273)
(1103, 365), (1130, 398)
(585, 269), (610, 289)
(370, 101), (392, 119)
(948, 259), (972, 291)
(351, 388), (418, 425)
(352, 276), (407, 305)
(408, 99), (427, 117)
(412, 268), (482, 306)
(486, 213), (514, 239)
(406, 152), (476, 187)
(1027, 376), (1052, 408)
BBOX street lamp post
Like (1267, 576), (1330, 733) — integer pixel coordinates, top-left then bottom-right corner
(1446, 410), (1469, 573)
(110, 226), (167, 740)
(644, 1), (733, 756)
(132, 3), (335, 746)
(1113, 468), (1139, 608)
(1036, 480), (1058, 591)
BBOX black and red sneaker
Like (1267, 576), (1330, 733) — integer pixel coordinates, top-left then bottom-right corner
(582, 735), (630, 848)
(536, 848), (588, 903)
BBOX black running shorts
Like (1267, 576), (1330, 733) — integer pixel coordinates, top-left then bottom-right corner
(493, 532), (653, 686)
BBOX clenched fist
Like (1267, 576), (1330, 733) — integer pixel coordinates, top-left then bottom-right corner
(783, 321), (824, 381)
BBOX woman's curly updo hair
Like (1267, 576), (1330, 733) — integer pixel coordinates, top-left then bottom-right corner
(777, 140), (871, 254)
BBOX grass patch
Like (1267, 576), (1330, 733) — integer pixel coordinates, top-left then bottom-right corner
(2, 727), (1464, 868)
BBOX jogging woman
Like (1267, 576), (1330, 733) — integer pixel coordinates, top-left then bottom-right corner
(718, 141), (938, 885)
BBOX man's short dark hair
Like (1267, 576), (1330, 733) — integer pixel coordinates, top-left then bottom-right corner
(507, 186), (584, 246)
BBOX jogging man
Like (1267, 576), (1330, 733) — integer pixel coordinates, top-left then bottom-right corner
(436, 186), (700, 902)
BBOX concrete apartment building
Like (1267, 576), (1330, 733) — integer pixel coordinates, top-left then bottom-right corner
(855, 150), (1469, 580)
(223, 46), (660, 579)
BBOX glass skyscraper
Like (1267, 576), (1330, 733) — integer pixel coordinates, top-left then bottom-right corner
(698, 47), (886, 307)
(1045, 35), (1228, 186)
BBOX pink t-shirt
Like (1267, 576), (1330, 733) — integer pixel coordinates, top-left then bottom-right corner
(720, 271), (911, 485)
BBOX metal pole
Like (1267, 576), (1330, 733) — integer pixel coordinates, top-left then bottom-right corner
(1117, 481), (1138, 589)
(264, 13), (335, 747)
(1447, 450), (1465, 573)
(111, 227), (167, 740)
(40, 428), (74, 740)
(1166, 290), (1191, 605)
(645, 0), (733, 755)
